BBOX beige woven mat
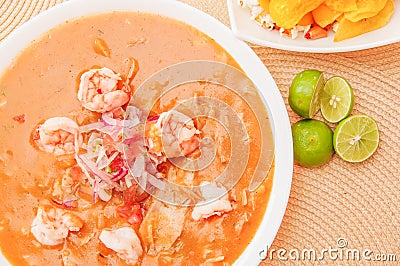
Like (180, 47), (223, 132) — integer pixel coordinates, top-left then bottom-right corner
(1, 0), (399, 265)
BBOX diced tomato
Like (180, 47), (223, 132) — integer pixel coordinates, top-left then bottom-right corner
(108, 155), (125, 173)
(157, 162), (170, 175)
(117, 203), (144, 224)
(117, 185), (148, 224)
(127, 210), (143, 224)
(13, 114), (25, 123)
(69, 165), (83, 182)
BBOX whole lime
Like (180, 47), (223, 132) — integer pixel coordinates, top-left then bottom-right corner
(289, 69), (324, 118)
(292, 119), (334, 168)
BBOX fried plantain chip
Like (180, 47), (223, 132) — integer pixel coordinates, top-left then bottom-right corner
(324, 0), (358, 12)
(269, 0), (324, 29)
(258, 0), (270, 13)
(334, 0), (394, 42)
(344, 0), (388, 22)
(313, 4), (342, 28)
(297, 12), (315, 26)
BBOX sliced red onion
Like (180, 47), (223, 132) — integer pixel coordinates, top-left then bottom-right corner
(147, 116), (159, 122)
(125, 174), (133, 188)
(78, 154), (123, 191)
(111, 167), (128, 182)
(97, 188), (112, 202)
(92, 181), (98, 203)
(146, 173), (165, 190)
(126, 106), (142, 120)
(95, 147), (107, 168)
(111, 141), (126, 154)
(130, 155), (145, 177)
(101, 112), (120, 127)
(124, 115), (140, 127)
(122, 127), (140, 140)
(97, 151), (119, 171)
(79, 122), (105, 133)
(75, 154), (95, 183)
(123, 134), (142, 145)
(137, 173), (147, 193)
(52, 197), (78, 209)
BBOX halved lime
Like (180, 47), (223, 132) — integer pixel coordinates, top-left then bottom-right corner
(333, 115), (379, 163)
(289, 70), (324, 118)
(320, 76), (354, 123)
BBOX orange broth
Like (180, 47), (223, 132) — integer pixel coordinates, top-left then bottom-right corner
(0, 12), (274, 265)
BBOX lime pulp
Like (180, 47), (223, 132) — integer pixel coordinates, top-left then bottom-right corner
(333, 115), (379, 162)
(320, 76), (354, 123)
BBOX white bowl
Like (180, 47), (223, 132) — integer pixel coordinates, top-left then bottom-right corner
(227, 0), (400, 53)
(0, 0), (293, 264)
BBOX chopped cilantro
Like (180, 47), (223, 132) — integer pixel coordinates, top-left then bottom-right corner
(106, 165), (112, 173)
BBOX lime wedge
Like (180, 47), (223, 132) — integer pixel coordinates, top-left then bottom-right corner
(320, 76), (354, 123)
(333, 115), (379, 162)
(289, 70), (324, 118)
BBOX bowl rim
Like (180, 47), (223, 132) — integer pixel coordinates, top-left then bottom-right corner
(0, 0), (293, 264)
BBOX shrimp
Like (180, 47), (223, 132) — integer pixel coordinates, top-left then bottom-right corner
(145, 110), (201, 160)
(191, 182), (232, 221)
(30, 206), (84, 246)
(99, 227), (143, 265)
(78, 67), (131, 113)
(34, 117), (81, 156)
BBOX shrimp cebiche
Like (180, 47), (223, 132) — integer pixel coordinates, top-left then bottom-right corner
(30, 205), (84, 246)
(33, 117), (81, 156)
(77, 67), (131, 113)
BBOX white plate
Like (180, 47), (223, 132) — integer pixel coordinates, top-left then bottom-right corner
(0, 0), (293, 265)
(227, 0), (400, 53)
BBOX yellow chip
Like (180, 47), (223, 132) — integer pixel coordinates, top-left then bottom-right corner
(258, 0), (270, 13)
(312, 4), (342, 28)
(344, 0), (388, 22)
(324, 0), (358, 12)
(269, 0), (325, 29)
(297, 12), (315, 26)
(334, 0), (394, 42)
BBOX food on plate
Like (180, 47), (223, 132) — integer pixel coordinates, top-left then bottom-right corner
(0, 12), (274, 265)
(268, 0), (324, 29)
(288, 69), (324, 119)
(324, 0), (357, 13)
(320, 76), (354, 123)
(344, 0), (388, 22)
(238, 0), (395, 41)
(292, 119), (334, 168)
(312, 3), (342, 28)
(333, 115), (379, 162)
(289, 69), (379, 167)
(334, 0), (395, 42)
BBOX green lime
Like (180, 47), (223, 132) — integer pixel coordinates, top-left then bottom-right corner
(320, 76), (354, 123)
(289, 69), (324, 118)
(292, 119), (334, 168)
(333, 115), (379, 163)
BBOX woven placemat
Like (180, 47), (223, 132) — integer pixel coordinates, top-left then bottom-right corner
(1, 0), (399, 265)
